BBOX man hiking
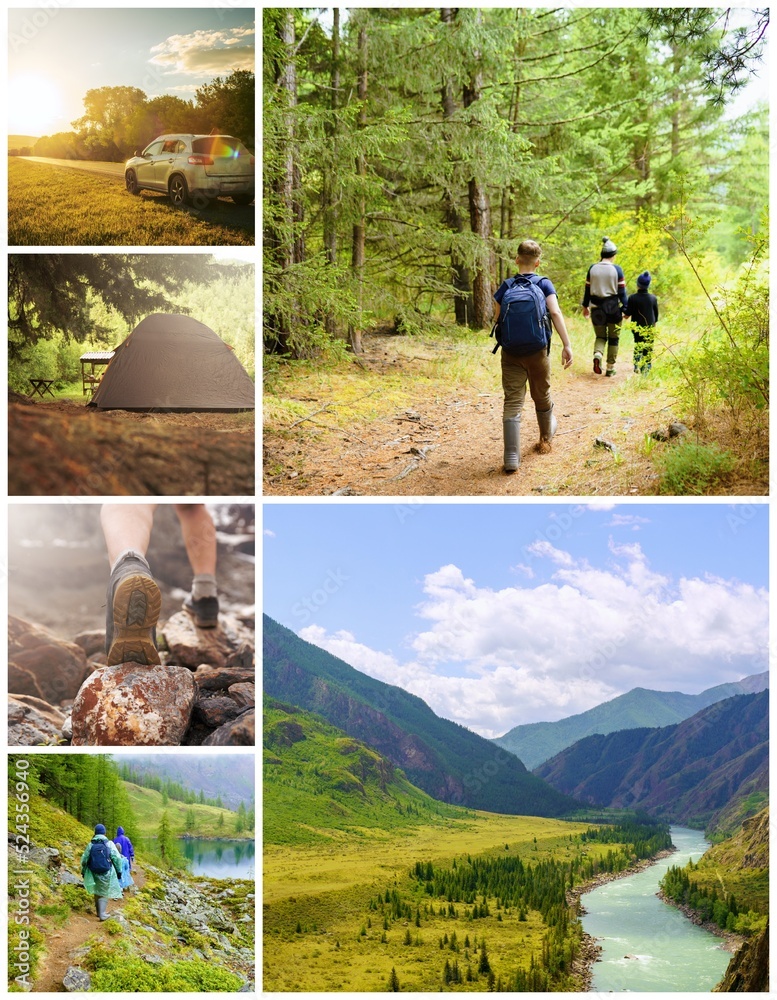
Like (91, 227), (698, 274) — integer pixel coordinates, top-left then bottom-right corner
(493, 239), (573, 473)
(80, 823), (123, 921)
(581, 237), (628, 377)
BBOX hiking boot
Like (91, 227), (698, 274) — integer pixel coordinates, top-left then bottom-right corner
(605, 368), (616, 377)
(502, 417), (521, 474)
(183, 594), (219, 628)
(593, 357), (602, 375)
(536, 405), (558, 452)
(105, 555), (161, 665)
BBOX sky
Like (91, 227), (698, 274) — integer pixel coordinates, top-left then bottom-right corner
(263, 502), (769, 739)
(8, 7), (255, 136)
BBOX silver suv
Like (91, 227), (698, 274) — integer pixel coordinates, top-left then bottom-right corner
(125, 134), (255, 208)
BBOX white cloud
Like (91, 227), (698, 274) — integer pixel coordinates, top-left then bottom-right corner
(263, 529), (276, 538)
(150, 27), (255, 76)
(299, 544), (768, 739)
(608, 513), (651, 530)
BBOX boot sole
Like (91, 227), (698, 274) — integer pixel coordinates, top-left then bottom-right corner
(107, 574), (161, 666)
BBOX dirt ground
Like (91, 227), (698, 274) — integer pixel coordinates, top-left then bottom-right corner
(9, 400), (255, 496)
(32, 865), (147, 992)
(263, 332), (706, 497)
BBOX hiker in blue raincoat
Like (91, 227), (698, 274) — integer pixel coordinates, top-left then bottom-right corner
(114, 826), (135, 871)
(80, 823), (123, 921)
(116, 841), (135, 890)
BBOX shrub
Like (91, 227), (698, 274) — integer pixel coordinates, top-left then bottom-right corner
(655, 441), (736, 495)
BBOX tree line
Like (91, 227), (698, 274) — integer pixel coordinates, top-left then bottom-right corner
(10, 70), (254, 162)
(264, 7), (767, 357)
(10, 754), (138, 844)
(364, 821), (671, 990)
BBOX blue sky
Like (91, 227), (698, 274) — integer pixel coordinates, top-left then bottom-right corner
(8, 7), (254, 135)
(264, 502), (768, 737)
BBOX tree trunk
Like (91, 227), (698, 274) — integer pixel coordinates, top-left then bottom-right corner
(266, 11), (303, 354)
(440, 7), (473, 326)
(323, 9), (340, 339)
(463, 22), (494, 330)
(348, 22), (368, 354)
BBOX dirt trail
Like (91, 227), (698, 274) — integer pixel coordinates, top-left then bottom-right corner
(264, 335), (680, 497)
(34, 865), (147, 993)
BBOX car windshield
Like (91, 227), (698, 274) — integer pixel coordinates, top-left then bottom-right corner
(191, 136), (251, 158)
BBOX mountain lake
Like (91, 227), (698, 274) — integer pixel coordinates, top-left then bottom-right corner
(582, 826), (732, 991)
(142, 837), (255, 879)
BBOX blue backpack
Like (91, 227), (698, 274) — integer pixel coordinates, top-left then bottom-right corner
(491, 274), (551, 356)
(88, 839), (112, 875)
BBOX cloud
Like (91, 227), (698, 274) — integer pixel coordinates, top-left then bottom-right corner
(263, 529), (276, 538)
(299, 543), (768, 739)
(150, 26), (255, 76)
(608, 513), (651, 530)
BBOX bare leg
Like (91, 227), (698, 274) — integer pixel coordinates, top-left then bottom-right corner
(175, 505), (219, 626)
(173, 504), (217, 576)
(101, 504), (158, 566)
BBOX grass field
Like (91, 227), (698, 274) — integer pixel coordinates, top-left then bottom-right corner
(264, 812), (627, 992)
(8, 158), (253, 246)
(124, 782), (252, 841)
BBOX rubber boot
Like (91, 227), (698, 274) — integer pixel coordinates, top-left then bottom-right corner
(503, 417), (521, 474)
(536, 405), (558, 454)
(97, 897), (109, 921)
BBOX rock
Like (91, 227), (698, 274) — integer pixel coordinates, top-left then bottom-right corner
(238, 983), (255, 993)
(63, 967), (91, 992)
(142, 955), (165, 966)
(594, 436), (618, 455)
(70, 663), (197, 746)
(203, 708), (255, 746)
(73, 629), (106, 658)
(227, 682), (255, 709)
(160, 612), (254, 670)
(195, 696), (242, 728)
(193, 664), (254, 691)
(61, 713), (73, 741)
(714, 922), (768, 992)
(668, 421), (689, 438)
(58, 870), (83, 886)
(9, 616), (89, 703)
(650, 428), (669, 442)
(8, 694), (66, 746)
(24, 847), (60, 868)
(225, 641), (254, 670)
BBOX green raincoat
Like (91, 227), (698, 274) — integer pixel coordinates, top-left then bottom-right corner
(80, 835), (123, 899)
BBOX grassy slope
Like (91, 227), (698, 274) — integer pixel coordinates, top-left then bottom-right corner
(9, 795), (252, 991)
(123, 782), (252, 840)
(264, 698), (469, 847)
(8, 158), (252, 246)
(687, 808), (769, 915)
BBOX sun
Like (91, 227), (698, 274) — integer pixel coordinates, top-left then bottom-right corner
(8, 74), (64, 137)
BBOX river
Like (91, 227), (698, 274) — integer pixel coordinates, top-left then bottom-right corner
(581, 826), (732, 992)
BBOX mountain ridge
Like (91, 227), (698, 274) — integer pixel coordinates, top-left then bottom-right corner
(494, 672), (768, 769)
(263, 615), (578, 818)
(534, 691), (768, 834)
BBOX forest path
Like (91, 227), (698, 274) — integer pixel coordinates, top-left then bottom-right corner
(264, 332), (679, 497)
(33, 864), (147, 993)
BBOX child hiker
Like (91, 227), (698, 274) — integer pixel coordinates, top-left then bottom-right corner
(624, 271), (659, 373)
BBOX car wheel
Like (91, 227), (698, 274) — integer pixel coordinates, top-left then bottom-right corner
(125, 170), (140, 195)
(168, 175), (189, 207)
(231, 194), (254, 206)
